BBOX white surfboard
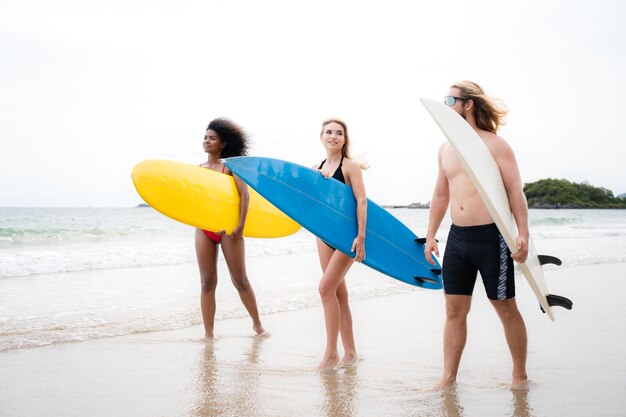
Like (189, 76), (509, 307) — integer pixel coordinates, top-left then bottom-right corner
(421, 98), (572, 321)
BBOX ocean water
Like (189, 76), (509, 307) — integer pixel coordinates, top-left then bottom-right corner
(1, 207), (625, 351)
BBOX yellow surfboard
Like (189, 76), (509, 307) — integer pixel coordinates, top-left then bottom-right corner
(131, 159), (300, 238)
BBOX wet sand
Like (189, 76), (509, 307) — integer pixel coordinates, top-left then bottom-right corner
(1, 262), (625, 416)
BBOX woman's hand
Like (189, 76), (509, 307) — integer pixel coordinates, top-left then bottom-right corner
(318, 169), (331, 179)
(230, 225), (243, 239)
(351, 235), (365, 263)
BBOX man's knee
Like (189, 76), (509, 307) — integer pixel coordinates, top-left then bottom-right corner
(492, 299), (522, 322)
(445, 297), (471, 320)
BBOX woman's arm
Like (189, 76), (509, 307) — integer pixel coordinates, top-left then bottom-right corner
(231, 173), (250, 239)
(345, 160), (367, 262)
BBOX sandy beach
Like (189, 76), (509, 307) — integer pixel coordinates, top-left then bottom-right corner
(2, 0), (625, 415)
(1, 259), (625, 417)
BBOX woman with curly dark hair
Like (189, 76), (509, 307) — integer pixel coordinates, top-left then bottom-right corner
(195, 118), (265, 338)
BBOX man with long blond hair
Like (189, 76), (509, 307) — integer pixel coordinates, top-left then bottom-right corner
(424, 81), (530, 387)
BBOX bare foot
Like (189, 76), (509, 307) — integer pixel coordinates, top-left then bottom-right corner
(253, 323), (266, 336)
(318, 354), (340, 371)
(340, 352), (358, 366)
(204, 332), (214, 339)
(511, 370), (528, 387)
(511, 376), (528, 388)
(432, 376), (456, 389)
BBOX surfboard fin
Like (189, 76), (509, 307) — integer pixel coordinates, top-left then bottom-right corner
(538, 255), (563, 266)
(414, 237), (438, 245)
(547, 294), (573, 309)
(540, 294), (573, 313)
(414, 275), (440, 285)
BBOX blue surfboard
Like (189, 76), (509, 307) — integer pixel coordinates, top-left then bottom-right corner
(224, 156), (442, 289)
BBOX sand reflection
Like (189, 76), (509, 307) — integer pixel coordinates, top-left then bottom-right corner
(192, 336), (266, 417)
(440, 385), (464, 417)
(320, 365), (359, 417)
(510, 386), (532, 417)
(437, 383), (532, 417)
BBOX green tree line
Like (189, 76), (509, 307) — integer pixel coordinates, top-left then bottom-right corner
(523, 179), (626, 208)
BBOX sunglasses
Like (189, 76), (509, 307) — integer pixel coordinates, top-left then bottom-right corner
(444, 96), (466, 107)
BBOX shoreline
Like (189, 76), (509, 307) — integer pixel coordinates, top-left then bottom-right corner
(1, 262), (625, 416)
(382, 205), (626, 210)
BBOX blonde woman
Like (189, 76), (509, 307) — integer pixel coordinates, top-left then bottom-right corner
(314, 118), (367, 370)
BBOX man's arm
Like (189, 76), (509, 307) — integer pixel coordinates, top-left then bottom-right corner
(425, 145), (450, 265)
(493, 138), (529, 263)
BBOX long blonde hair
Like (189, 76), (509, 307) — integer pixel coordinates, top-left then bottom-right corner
(451, 81), (508, 133)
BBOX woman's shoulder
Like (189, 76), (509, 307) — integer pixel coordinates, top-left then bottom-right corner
(313, 159), (326, 169)
(342, 157), (368, 171)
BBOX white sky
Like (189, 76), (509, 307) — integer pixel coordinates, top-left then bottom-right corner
(1, 0), (625, 207)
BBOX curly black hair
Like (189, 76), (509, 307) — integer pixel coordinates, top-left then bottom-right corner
(206, 118), (249, 158)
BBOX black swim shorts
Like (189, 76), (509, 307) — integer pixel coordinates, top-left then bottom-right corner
(442, 223), (515, 300)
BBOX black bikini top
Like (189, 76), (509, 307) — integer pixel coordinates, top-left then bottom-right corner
(318, 156), (345, 184)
